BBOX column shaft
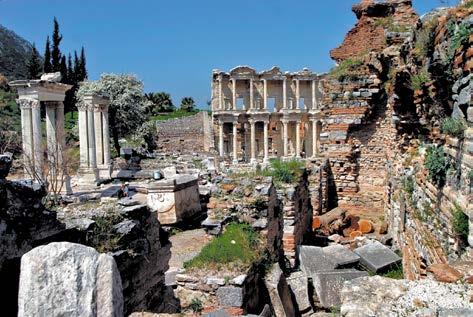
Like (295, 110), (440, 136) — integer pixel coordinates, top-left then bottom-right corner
(283, 79), (287, 110)
(249, 79), (254, 110)
(295, 79), (300, 109)
(250, 120), (256, 163)
(232, 79), (237, 110)
(263, 121), (269, 163)
(315, 121), (320, 156)
(19, 100), (33, 176)
(312, 80), (317, 110)
(45, 104), (57, 165)
(263, 79), (268, 110)
(94, 108), (104, 165)
(282, 121), (288, 157)
(56, 103), (65, 164)
(31, 102), (43, 180)
(87, 107), (97, 168)
(78, 108), (89, 167)
(219, 79), (223, 110)
(102, 109), (111, 166)
(219, 122), (224, 157)
(296, 121), (301, 158)
(232, 122), (238, 164)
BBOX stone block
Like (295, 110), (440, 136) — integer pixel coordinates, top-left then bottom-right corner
(216, 286), (243, 307)
(298, 245), (336, 275)
(322, 244), (360, 268)
(354, 241), (401, 273)
(312, 269), (368, 309)
(286, 271), (311, 314)
(18, 242), (123, 317)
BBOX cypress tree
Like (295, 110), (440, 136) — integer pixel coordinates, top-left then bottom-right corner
(79, 47), (87, 80)
(73, 51), (80, 81)
(60, 55), (68, 83)
(51, 17), (63, 72)
(67, 53), (75, 84)
(27, 43), (43, 79)
(43, 36), (52, 73)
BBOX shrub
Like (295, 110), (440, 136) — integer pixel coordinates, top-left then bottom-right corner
(441, 117), (466, 138)
(413, 22), (435, 58)
(267, 158), (305, 184)
(381, 263), (404, 279)
(468, 170), (473, 183)
(183, 223), (260, 269)
(452, 203), (469, 240)
(402, 175), (415, 201)
(375, 16), (410, 33)
(190, 298), (203, 313)
(460, 0), (473, 8)
(410, 69), (430, 91)
(329, 58), (364, 81)
(450, 23), (472, 53)
(424, 146), (448, 187)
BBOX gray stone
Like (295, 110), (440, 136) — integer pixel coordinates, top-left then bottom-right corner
(286, 271), (311, 314)
(40, 72), (62, 82)
(216, 286), (243, 307)
(438, 308), (473, 317)
(118, 197), (140, 206)
(322, 244), (360, 268)
(64, 218), (95, 231)
(204, 309), (230, 317)
(0, 153), (12, 179)
(18, 242), (123, 317)
(165, 269), (178, 286)
(354, 241), (401, 273)
(298, 245), (336, 275)
(113, 219), (138, 235)
(264, 264), (297, 317)
(207, 277), (226, 286)
(252, 218), (268, 229)
(312, 269), (368, 309)
(162, 166), (177, 178)
(231, 274), (247, 286)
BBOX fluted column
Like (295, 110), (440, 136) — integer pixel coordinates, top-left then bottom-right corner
(94, 106), (104, 165)
(219, 78), (223, 110)
(232, 121), (238, 164)
(312, 80), (317, 110)
(249, 79), (254, 110)
(31, 100), (43, 180)
(263, 121), (269, 163)
(249, 119), (256, 163)
(263, 79), (268, 110)
(45, 102), (57, 165)
(102, 106), (111, 166)
(18, 99), (34, 176)
(315, 120), (320, 156)
(87, 105), (97, 168)
(295, 79), (300, 109)
(218, 121), (224, 157)
(282, 120), (288, 157)
(78, 103), (89, 168)
(296, 121), (301, 158)
(55, 102), (65, 164)
(282, 78), (287, 110)
(232, 78), (237, 110)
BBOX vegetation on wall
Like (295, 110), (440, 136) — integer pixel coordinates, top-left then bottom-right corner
(329, 58), (364, 81)
(451, 203), (469, 241)
(424, 145), (448, 187)
(410, 68), (431, 91)
(441, 117), (466, 138)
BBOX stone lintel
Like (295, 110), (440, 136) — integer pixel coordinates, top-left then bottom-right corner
(10, 80), (71, 102)
(83, 94), (110, 106)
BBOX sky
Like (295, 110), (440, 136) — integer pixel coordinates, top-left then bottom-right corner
(0, 0), (454, 109)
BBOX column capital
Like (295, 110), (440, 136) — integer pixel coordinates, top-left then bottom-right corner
(248, 118), (257, 125)
(77, 101), (88, 111)
(17, 98), (40, 109)
(281, 118), (289, 124)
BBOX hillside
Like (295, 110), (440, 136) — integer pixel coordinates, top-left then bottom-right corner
(0, 24), (35, 80)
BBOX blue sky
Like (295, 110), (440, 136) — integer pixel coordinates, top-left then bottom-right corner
(0, 0), (454, 108)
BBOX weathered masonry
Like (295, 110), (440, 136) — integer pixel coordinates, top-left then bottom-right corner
(211, 66), (323, 164)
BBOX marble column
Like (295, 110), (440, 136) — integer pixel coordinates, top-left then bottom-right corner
(282, 120), (288, 157)
(94, 106), (104, 166)
(102, 106), (111, 166)
(282, 78), (287, 110)
(295, 79), (300, 109)
(78, 103), (89, 168)
(55, 102), (65, 163)
(232, 121), (238, 164)
(218, 121), (224, 157)
(219, 78), (223, 110)
(263, 121), (269, 163)
(249, 79), (254, 110)
(296, 121), (301, 158)
(249, 119), (256, 163)
(31, 100), (43, 180)
(312, 80), (317, 110)
(232, 78), (237, 110)
(45, 102), (57, 166)
(263, 79), (268, 110)
(315, 120), (320, 156)
(18, 99), (34, 175)
(87, 105), (97, 168)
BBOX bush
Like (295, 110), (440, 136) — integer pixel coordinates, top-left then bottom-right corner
(410, 69), (430, 91)
(402, 175), (415, 201)
(441, 117), (466, 138)
(183, 223), (260, 269)
(424, 146), (448, 187)
(381, 263), (404, 279)
(374, 16), (410, 33)
(413, 23), (435, 58)
(452, 203), (469, 240)
(329, 58), (364, 81)
(450, 23), (472, 52)
(267, 158), (305, 184)
(190, 298), (203, 313)
(460, 0), (473, 8)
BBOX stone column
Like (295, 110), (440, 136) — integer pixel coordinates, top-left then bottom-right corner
(232, 121), (238, 164)
(102, 106), (111, 166)
(45, 102), (57, 164)
(94, 106), (104, 166)
(312, 80), (317, 110)
(263, 79), (268, 110)
(263, 121), (269, 163)
(219, 78), (223, 110)
(314, 120), (320, 157)
(232, 78), (237, 110)
(296, 121), (301, 158)
(282, 78), (287, 110)
(31, 100), (43, 180)
(55, 102), (71, 194)
(78, 103), (89, 168)
(282, 120), (288, 157)
(295, 79), (300, 109)
(18, 99), (34, 176)
(218, 121), (224, 157)
(249, 79), (254, 110)
(249, 119), (256, 163)
(87, 105), (97, 168)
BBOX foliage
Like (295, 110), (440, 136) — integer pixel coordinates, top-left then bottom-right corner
(452, 203), (469, 240)
(468, 170), (473, 183)
(128, 121), (157, 153)
(27, 44), (43, 79)
(183, 222), (260, 270)
(43, 36), (52, 73)
(459, 0), (473, 8)
(0, 80), (21, 153)
(329, 58), (364, 81)
(88, 211), (124, 253)
(381, 263), (404, 279)
(180, 96), (196, 112)
(402, 175), (415, 201)
(374, 16), (410, 33)
(190, 298), (203, 313)
(267, 158), (305, 184)
(410, 69), (430, 90)
(424, 145), (448, 187)
(441, 117), (466, 138)
(413, 22), (435, 59)
(77, 73), (147, 154)
(151, 108), (199, 121)
(145, 92), (175, 114)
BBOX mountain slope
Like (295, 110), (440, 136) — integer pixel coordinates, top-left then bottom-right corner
(0, 24), (35, 80)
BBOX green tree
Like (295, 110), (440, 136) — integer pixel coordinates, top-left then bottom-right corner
(51, 17), (63, 72)
(180, 97), (196, 112)
(43, 36), (52, 73)
(79, 47), (87, 80)
(67, 53), (74, 83)
(60, 55), (68, 83)
(145, 92), (175, 114)
(27, 44), (42, 79)
(77, 74), (147, 154)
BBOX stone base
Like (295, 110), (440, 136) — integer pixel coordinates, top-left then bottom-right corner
(77, 167), (99, 184)
(97, 164), (112, 180)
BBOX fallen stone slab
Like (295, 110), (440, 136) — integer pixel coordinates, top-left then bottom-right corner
(264, 264), (297, 317)
(354, 241), (401, 273)
(286, 271), (311, 314)
(322, 244), (360, 268)
(298, 245), (336, 275)
(312, 269), (368, 309)
(18, 242), (123, 317)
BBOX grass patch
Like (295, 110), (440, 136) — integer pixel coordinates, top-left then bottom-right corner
(267, 158), (305, 184)
(88, 211), (124, 253)
(183, 222), (261, 270)
(329, 58), (364, 81)
(424, 145), (448, 187)
(402, 175), (415, 201)
(374, 16), (410, 33)
(151, 109), (199, 121)
(410, 69), (430, 91)
(413, 22), (436, 59)
(381, 263), (404, 279)
(452, 203), (469, 241)
(442, 117), (466, 138)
